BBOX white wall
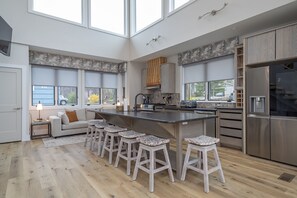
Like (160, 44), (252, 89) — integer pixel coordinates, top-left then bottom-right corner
(0, 43), (30, 141)
(126, 61), (146, 108)
(129, 0), (294, 60)
(0, 0), (129, 62)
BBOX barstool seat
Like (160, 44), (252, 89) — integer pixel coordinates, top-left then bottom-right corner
(101, 125), (127, 164)
(114, 130), (146, 175)
(133, 135), (174, 192)
(181, 135), (225, 193)
(84, 120), (104, 148)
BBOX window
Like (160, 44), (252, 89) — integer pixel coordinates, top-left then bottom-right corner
(183, 63), (205, 100)
(32, 0), (82, 24)
(208, 79), (234, 101)
(90, 0), (125, 35)
(32, 67), (55, 106)
(85, 71), (117, 105)
(183, 56), (235, 101)
(56, 69), (78, 106)
(85, 71), (101, 105)
(134, 0), (162, 32)
(32, 85), (55, 106)
(184, 82), (205, 101)
(32, 66), (78, 106)
(170, 0), (190, 11)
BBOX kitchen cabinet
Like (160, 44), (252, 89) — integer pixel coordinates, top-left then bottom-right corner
(235, 45), (244, 108)
(218, 109), (243, 150)
(161, 63), (175, 93)
(146, 57), (167, 87)
(276, 24), (297, 60)
(245, 31), (275, 65)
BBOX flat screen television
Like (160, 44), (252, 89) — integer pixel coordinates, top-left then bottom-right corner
(0, 16), (12, 56)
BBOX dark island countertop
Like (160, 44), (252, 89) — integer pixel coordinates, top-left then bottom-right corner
(93, 109), (217, 124)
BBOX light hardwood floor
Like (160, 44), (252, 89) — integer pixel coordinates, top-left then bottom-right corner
(0, 139), (297, 198)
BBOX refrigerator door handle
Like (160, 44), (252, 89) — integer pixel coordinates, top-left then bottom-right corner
(247, 114), (270, 119)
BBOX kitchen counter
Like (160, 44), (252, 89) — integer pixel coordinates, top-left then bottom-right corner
(92, 109), (216, 180)
(95, 109), (216, 123)
(216, 107), (243, 110)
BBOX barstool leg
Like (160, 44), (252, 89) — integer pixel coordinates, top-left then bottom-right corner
(197, 150), (202, 169)
(163, 146), (174, 182)
(181, 144), (191, 181)
(115, 139), (124, 167)
(101, 133), (108, 158)
(127, 142), (132, 175)
(132, 146), (143, 181)
(84, 127), (90, 147)
(97, 130), (104, 156)
(109, 135), (115, 164)
(202, 149), (209, 193)
(214, 146), (225, 183)
(149, 149), (155, 193)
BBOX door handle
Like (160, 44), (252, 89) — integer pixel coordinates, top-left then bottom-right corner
(13, 107), (22, 110)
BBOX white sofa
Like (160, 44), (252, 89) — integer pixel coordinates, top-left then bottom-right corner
(49, 108), (98, 138)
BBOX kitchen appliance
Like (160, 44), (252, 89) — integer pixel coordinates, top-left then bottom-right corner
(246, 66), (270, 159)
(180, 100), (197, 108)
(269, 62), (297, 166)
(247, 62), (297, 166)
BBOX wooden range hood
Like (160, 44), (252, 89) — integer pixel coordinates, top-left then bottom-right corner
(146, 57), (167, 89)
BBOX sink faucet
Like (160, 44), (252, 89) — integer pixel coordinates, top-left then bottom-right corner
(134, 93), (146, 112)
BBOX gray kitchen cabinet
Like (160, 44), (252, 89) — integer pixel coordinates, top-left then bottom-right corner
(276, 24), (297, 60)
(161, 63), (175, 93)
(218, 109), (243, 150)
(246, 31), (276, 65)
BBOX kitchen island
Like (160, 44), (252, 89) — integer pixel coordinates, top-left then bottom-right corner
(93, 109), (217, 179)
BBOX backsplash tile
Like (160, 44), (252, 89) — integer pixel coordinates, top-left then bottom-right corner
(145, 90), (180, 105)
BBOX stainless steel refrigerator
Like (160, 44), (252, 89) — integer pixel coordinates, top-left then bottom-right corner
(246, 66), (270, 159)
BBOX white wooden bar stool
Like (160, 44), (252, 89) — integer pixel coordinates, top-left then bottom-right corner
(101, 125), (127, 164)
(93, 121), (109, 155)
(132, 135), (174, 192)
(84, 120), (103, 148)
(114, 130), (146, 175)
(181, 135), (225, 193)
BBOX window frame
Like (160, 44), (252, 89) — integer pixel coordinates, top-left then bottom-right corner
(130, 0), (164, 36)
(168, 0), (196, 17)
(28, 0), (85, 26)
(85, 87), (102, 105)
(28, 0), (128, 38)
(182, 56), (235, 102)
(207, 79), (235, 102)
(31, 66), (80, 108)
(184, 81), (206, 101)
(88, 0), (128, 37)
(31, 85), (55, 106)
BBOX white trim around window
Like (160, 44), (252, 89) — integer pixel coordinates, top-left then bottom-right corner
(167, 0), (197, 17)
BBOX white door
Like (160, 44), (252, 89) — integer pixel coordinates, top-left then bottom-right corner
(0, 67), (22, 143)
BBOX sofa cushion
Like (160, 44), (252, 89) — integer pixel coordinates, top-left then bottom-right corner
(66, 111), (78, 123)
(62, 121), (88, 130)
(76, 109), (86, 121)
(58, 112), (69, 125)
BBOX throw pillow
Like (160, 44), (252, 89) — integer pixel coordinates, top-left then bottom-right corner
(76, 109), (86, 121)
(61, 113), (70, 125)
(66, 111), (78, 123)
